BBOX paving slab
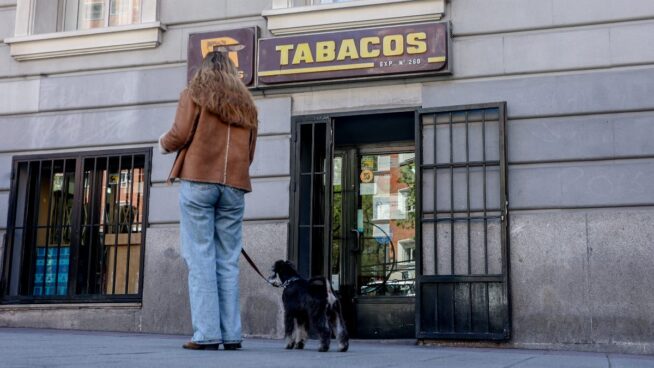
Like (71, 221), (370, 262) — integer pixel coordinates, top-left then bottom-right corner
(0, 328), (653, 368)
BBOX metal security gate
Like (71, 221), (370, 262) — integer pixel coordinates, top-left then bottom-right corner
(415, 103), (510, 340)
(289, 116), (333, 278)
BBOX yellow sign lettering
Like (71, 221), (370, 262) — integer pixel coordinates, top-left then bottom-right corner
(406, 32), (427, 54)
(337, 39), (359, 61)
(382, 34), (404, 56)
(276, 44), (294, 66)
(292, 43), (314, 64)
(315, 41), (336, 62)
(360, 36), (380, 58)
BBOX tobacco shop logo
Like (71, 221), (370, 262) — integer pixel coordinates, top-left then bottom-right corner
(187, 28), (257, 85)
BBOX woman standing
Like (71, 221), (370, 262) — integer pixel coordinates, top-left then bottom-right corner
(159, 51), (258, 351)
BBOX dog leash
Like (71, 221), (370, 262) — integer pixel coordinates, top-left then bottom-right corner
(240, 248), (279, 287)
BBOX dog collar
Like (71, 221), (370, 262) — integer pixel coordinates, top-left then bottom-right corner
(280, 277), (300, 288)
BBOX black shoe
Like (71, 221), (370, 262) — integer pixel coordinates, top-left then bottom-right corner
(223, 342), (242, 350)
(183, 341), (220, 350)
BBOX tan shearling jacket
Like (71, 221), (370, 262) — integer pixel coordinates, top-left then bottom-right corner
(160, 87), (258, 192)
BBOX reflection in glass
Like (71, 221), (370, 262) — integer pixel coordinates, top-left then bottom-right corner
(77, 0), (141, 30)
(357, 152), (416, 297)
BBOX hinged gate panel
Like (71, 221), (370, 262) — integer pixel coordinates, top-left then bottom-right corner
(290, 116), (333, 278)
(416, 103), (510, 340)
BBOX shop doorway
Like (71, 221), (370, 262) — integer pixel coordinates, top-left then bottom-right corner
(290, 111), (416, 338)
(290, 105), (510, 340)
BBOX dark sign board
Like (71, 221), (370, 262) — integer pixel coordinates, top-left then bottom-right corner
(257, 22), (448, 85)
(187, 27), (257, 86)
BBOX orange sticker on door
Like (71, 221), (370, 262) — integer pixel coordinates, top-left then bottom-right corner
(360, 169), (374, 183)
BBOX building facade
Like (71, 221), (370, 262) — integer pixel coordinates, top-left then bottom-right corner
(1, 0), (653, 355)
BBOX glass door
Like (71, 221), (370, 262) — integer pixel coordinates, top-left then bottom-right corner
(333, 146), (417, 338)
(356, 151), (416, 298)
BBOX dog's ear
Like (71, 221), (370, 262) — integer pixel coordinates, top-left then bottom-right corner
(272, 260), (285, 271)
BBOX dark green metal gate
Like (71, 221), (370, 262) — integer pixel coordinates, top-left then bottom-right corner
(415, 103), (510, 340)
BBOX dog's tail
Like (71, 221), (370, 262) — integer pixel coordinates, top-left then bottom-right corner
(324, 278), (349, 352)
(325, 278), (338, 307)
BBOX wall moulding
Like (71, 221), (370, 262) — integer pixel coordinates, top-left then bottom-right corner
(5, 22), (166, 61)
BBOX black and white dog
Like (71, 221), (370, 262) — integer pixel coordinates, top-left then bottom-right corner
(268, 260), (349, 352)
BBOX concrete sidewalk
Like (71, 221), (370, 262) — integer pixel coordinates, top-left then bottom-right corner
(0, 328), (652, 368)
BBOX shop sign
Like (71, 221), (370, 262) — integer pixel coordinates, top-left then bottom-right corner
(257, 22), (448, 85)
(187, 27), (257, 85)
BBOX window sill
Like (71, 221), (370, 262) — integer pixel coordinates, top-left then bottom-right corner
(262, 0), (445, 36)
(4, 22), (166, 61)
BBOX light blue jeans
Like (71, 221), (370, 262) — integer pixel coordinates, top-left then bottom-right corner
(179, 180), (245, 344)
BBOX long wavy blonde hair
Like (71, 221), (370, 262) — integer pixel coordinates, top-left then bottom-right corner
(187, 51), (258, 128)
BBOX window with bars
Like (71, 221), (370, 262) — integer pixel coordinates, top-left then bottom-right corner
(1, 149), (151, 303)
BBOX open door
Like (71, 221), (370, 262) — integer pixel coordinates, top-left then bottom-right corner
(415, 103), (510, 340)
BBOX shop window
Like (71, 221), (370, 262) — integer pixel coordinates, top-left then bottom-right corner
(1, 149), (151, 303)
(5, 0), (162, 61)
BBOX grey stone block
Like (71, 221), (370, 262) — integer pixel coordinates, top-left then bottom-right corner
(147, 185), (179, 224)
(249, 135), (290, 178)
(503, 28), (610, 74)
(225, 0), (270, 18)
(0, 191), (8, 229)
(256, 97), (292, 135)
(39, 66), (186, 111)
(452, 0), (654, 35)
(509, 212), (591, 344)
(553, 0), (654, 26)
(0, 155), (11, 190)
(148, 177), (290, 224)
(245, 177), (290, 220)
(160, 0), (227, 25)
(509, 111), (654, 162)
(452, 36), (504, 77)
(0, 78), (40, 115)
(587, 210), (654, 346)
(150, 147), (177, 184)
(613, 112), (654, 156)
(422, 67), (654, 118)
(0, 305), (141, 331)
(139, 226), (193, 335)
(240, 221), (287, 338)
(451, 0), (553, 35)
(0, 105), (175, 152)
(0, 7), (15, 41)
(508, 116), (612, 162)
(508, 159), (654, 209)
(610, 21), (654, 65)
